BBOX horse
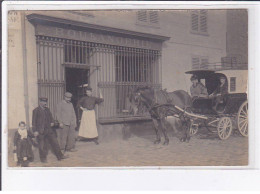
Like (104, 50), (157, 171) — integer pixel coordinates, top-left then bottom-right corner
(132, 86), (192, 145)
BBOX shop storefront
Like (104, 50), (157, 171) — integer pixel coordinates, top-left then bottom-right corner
(28, 14), (170, 123)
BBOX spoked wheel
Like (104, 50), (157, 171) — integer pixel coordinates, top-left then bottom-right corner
(237, 100), (248, 137)
(217, 117), (233, 140)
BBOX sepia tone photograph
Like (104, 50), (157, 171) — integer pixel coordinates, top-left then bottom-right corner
(6, 8), (248, 168)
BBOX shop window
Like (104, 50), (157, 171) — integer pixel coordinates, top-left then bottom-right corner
(36, 35), (162, 120)
(115, 52), (151, 83)
(191, 10), (208, 35)
(64, 42), (92, 65)
(114, 49), (160, 115)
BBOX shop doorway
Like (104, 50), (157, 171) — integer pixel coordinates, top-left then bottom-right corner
(65, 67), (89, 127)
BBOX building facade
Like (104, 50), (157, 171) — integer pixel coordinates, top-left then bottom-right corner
(222, 9), (248, 69)
(8, 10), (226, 130)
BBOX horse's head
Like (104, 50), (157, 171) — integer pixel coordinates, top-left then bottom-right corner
(131, 86), (155, 108)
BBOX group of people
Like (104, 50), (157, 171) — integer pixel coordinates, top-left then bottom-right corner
(190, 74), (228, 111)
(13, 85), (103, 167)
(12, 75), (227, 166)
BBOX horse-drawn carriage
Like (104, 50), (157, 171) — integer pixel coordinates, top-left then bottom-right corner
(133, 69), (248, 144)
(185, 69), (248, 140)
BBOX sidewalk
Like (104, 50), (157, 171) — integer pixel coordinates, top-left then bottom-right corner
(8, 131), (248, 167)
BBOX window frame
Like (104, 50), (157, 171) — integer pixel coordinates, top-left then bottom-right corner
(230, 77), (236, 92)
(190, 10), (209, 36)
(136, 10), (160, 28)
(191, 55), (209, 70)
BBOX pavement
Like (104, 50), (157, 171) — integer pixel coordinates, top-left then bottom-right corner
(8, 121), (248, 167)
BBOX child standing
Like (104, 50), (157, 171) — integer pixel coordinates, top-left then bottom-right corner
(13, 121), (35, 167)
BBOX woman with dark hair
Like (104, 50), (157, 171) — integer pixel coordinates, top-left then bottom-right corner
(77, 86), (103, 145)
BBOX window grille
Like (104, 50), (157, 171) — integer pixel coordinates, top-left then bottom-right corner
(191, 10), (208, 35)
(230, 77), (236, 92)
(36, 36), (65, 117)
(64, 40), (93, 65)
(36, 35), (162, 120)
(113, 49), (160, 115)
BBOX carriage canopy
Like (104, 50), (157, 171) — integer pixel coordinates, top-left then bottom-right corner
(185, 69), (248, 94)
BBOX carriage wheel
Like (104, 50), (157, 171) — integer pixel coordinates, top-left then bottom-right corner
(237, 101), (248, 137)
(217, 117), (232, 140)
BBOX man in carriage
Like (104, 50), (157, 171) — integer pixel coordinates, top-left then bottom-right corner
(189, 74), (210, 113)
(190, 74), (208, 99)
(209, 75), (228, 111)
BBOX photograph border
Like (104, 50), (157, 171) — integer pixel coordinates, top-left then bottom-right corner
(1, 1), (260, 190)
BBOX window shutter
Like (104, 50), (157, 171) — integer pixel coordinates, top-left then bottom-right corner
(191, 13), (199, 31)
(192, 57), (200, 69)
(137, 11), (147, 22)
(149, 11), (158, 24)
(200, 10), (207, 33)
(201, 58), (209, 69)
(230, 77), (236, 92)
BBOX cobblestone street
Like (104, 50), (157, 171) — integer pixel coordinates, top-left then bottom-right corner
(8, 124), (248, 167)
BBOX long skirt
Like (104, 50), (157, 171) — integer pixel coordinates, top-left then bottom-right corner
(78, 110), (98, 138)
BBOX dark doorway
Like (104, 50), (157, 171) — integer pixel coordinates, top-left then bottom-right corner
(65, 67), (89, 127)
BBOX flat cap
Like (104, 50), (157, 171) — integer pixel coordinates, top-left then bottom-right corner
(39, 97), (48, 102)
(64, 92), (72, 98)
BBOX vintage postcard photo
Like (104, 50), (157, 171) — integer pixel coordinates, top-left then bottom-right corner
(5, 8), (248, 168)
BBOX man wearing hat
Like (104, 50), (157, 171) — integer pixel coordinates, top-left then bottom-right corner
(77, 86), (103, 145)
(32, 97), (68, 163)
(56, 92), (77, 153)
(209, 75), (228, 111)
(190, 75), (208, 99)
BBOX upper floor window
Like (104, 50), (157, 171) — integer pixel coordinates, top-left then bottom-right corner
(191, 10), (208, 35)
(192, 56), (209, 70)
(136, 10), (159, 27)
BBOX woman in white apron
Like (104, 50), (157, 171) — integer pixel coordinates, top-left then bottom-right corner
(77, 86), (103, 145)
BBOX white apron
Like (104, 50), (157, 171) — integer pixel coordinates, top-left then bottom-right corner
(78, 110), (98, 138)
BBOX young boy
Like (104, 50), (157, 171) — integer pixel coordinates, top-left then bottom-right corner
(13, 121), (35, 167)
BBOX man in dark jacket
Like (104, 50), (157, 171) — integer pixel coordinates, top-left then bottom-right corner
(32, 97), (68, 163)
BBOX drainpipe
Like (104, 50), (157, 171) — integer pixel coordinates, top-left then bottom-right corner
(21, 13), (30, 128)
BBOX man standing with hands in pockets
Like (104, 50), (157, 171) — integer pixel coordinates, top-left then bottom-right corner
(56, 92), (77, 153)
